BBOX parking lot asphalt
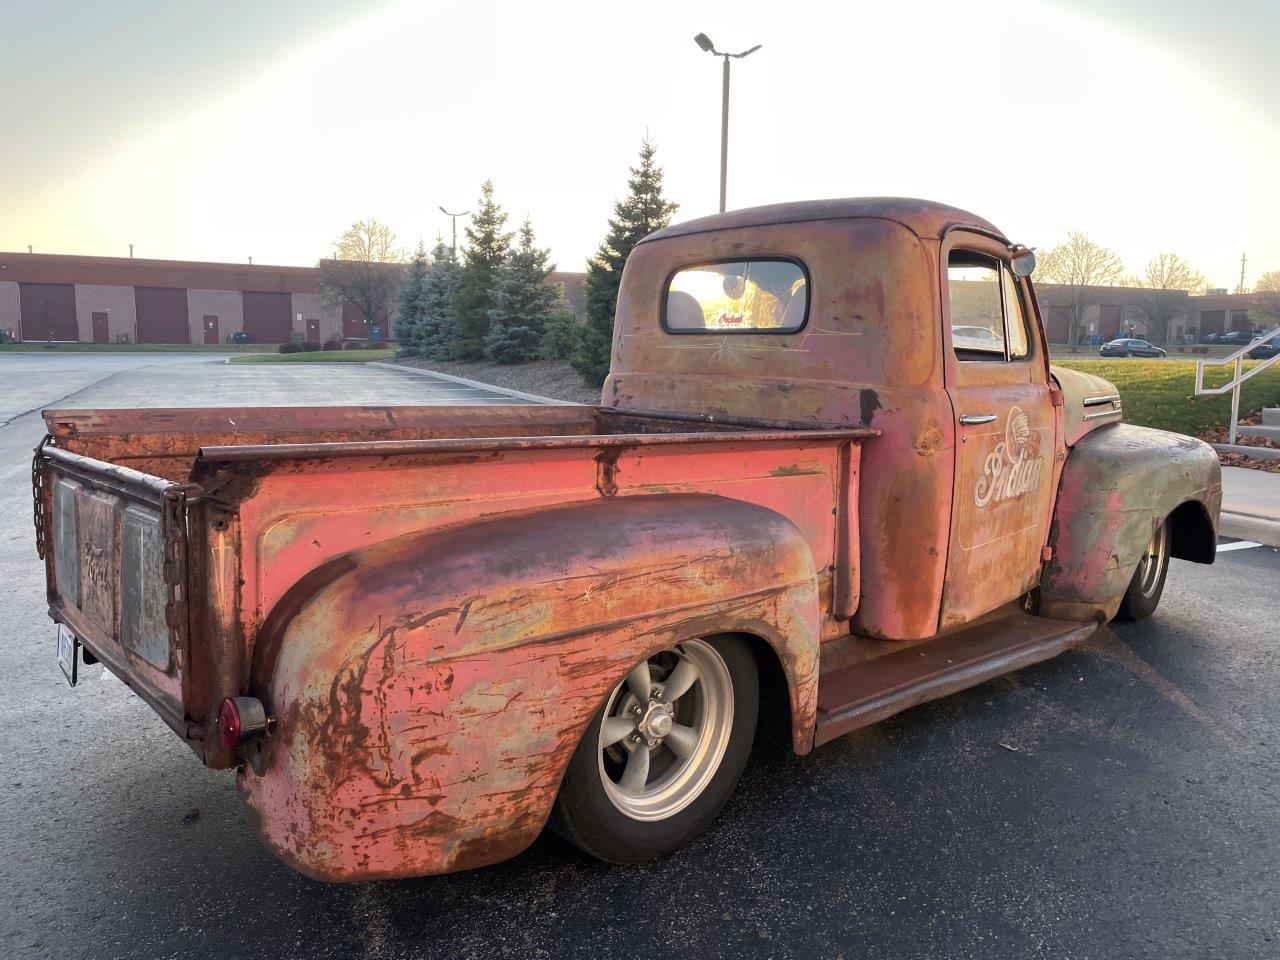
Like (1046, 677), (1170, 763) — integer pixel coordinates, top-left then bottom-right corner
(1, 354), (1277, 960)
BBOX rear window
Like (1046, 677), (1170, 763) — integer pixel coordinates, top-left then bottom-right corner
(663, 259), (808, 333)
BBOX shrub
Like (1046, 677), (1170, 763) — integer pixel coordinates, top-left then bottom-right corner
(301, 341), (322, 352)
(322, 339), (343, 351)
(539, 309), (579, 360)
(342, 340), (365, 350)
(278, 342), (304, 354)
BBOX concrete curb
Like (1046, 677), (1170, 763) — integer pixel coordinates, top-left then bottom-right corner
(1220, 510), (1280, 548)
(1212, 443), (1280, 461)
(368, 362), (572, 405)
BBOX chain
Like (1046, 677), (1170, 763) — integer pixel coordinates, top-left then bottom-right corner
(31, 438), (49, 560)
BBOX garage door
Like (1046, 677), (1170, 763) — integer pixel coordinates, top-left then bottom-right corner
(135, 287), (190, 343)
(243, 292), (292, 344)
(19, 283), (78, 341)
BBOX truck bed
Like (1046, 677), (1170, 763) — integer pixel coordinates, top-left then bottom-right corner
(35, 404), (875, 766)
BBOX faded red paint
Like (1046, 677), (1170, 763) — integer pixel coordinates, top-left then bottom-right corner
(30, 198), (1223, 883)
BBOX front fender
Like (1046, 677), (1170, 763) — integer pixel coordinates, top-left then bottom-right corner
(239, 493), (820, 881)
(1040, 423), (1221, 622)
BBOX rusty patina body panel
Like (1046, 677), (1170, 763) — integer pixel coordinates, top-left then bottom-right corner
(240, 494), (821, 880)
(1040, 423), (1221, 622)
(29, 197), (1222, 882)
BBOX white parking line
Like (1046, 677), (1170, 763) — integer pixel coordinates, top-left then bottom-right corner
(1217, 540), (1263, 552)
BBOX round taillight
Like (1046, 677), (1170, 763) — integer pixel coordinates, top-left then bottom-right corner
(217, 696), (268, 750)
(218, 697), (242, 749)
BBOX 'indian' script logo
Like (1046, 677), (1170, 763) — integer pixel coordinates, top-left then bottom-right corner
(974, 407), (1044, 508)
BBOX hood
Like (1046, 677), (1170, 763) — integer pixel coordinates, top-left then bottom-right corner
(1051, 364), (1123, 446)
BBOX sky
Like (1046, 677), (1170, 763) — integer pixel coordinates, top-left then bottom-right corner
(3, 0), (1278, 289)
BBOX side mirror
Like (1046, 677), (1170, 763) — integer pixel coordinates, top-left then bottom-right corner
(1010, 250), (1036, 278)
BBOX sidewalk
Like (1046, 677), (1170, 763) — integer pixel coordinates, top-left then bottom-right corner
(1220, 465), (1280, 547)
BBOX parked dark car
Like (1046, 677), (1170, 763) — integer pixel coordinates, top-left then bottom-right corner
(1220, 330), (1257, 346)
(1202, 332), (1222, 344)
(1246, 342), (1278, 360)
(1099, 338), (1166, 358)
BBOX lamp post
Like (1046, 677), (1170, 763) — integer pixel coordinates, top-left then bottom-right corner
(693, 33), (762, 213)
(438, 207), (470, 258)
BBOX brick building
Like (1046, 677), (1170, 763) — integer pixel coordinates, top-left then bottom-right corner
(0, 251), (587, 345)
(0, 249), (1269, 346)
(1019, 283), (1279, 345)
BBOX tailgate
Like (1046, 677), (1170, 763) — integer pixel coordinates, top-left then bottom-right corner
(34, 442), (196, 736)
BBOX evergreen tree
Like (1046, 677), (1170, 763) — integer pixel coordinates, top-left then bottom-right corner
(418, 241), (461, 360)
(394, 241), (431, 355)
(538, 290), (579, 360)
(484, 218), (557, 364)
(572, 138), (678, 385)
(451, 180), (512, 360)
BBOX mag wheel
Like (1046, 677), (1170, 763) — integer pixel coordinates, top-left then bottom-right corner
(551, 636), (758, 864)
(1117, 519), (1170, 621)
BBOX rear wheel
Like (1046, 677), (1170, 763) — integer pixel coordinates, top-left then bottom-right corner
(551, 636), (758, 864)
(1117, 519), (1170, 621)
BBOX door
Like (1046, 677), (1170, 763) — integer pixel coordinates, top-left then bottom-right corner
(91, 312), (109, 344)
(306, 318), (320, 344)
(134, 287), (190, 343)
(242, 291), (292, 343)
(939, 234), (1058, 629)
(18, 283), (78, 341)
(202, 315), (219, 345)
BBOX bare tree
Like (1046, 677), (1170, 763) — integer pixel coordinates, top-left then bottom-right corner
(317, 219), (406, 339)
(1249, 269), (1280, 329)
(1035, 232), (1126, 352)
(1132, 252), (1206, 345)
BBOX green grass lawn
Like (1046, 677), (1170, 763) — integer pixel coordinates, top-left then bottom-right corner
(1053, 358), (1280, 436)
(228, 349), (397, 364)
(0, 342), (275, 353)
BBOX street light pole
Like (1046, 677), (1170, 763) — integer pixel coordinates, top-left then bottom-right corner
(719, 55), (730, 214)
(438, 207), (470, 258)
(694, 33), (762, 214)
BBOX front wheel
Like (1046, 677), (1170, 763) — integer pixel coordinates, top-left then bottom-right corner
(551, 635), (758, 864)
(1116, 519), (1170, 621)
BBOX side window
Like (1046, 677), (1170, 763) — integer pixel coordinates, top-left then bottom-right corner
(948, 252), (1005, 359)
(947, 250), (1031, 362)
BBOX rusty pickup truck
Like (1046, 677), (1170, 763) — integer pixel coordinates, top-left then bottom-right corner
(31, 198), (1221, 881)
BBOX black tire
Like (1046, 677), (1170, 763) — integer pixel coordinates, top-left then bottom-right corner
(1116, 519), (1170, 621)
(550, 635), (758, 864)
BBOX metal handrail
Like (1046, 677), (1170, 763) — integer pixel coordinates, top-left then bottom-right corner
(1193, 327), (1280, 443)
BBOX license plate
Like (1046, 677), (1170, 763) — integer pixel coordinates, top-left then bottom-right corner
(57, 624), (80, 687)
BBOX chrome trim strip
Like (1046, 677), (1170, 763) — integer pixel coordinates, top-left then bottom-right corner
(1083, 409), (1122, 421)
(1082, 394), (1122, 406)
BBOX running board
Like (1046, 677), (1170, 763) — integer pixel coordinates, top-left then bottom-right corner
(813, 614), (1097, 747)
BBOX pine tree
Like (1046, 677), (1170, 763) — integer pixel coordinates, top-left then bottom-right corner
(572, 138), (679, 385)
(538, 290), (579, 360)
(394, 241), (431, 355)
(484, 218), (557, 364)
(451, 180), (512, 360)
(418, 241), (461, 360)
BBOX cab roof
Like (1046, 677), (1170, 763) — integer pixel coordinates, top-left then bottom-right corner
(641, 197), (1008, 246)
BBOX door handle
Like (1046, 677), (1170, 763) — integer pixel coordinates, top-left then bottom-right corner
(959, 414), (998, 425)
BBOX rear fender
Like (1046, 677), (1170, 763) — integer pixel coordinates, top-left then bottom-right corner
(239, 493), (820, 881)
(1040, 423), (1221, 622)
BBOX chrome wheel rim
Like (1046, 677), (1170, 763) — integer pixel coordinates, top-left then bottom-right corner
(1136, 521), (1169, 598)
(598, 639), (733, 822)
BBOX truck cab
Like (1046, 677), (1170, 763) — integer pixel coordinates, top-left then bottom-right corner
(607, 198), (1217, 638)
